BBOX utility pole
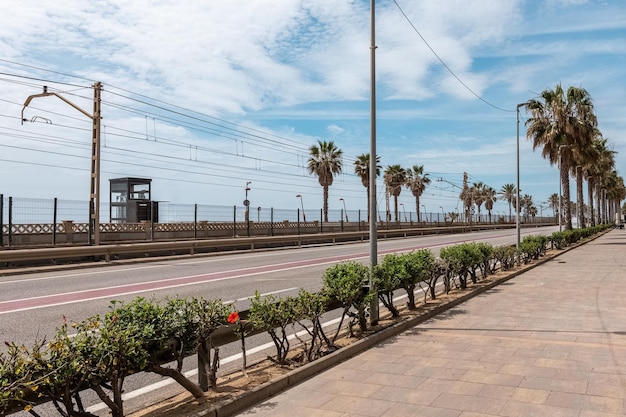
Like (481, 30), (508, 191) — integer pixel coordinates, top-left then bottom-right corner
(22, 82), (103, 245)
(369, 0), (379, 325)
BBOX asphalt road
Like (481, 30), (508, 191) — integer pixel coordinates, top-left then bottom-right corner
(2, 225), (557, 416)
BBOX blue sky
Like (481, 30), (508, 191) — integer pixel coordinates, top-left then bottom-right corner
(0, 0), (624, 221)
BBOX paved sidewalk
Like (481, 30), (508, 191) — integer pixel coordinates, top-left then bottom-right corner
(237, 230), (626, 417)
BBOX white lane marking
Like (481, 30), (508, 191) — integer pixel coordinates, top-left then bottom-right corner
(0, 242), (354, 285)
(0, 254), (335, 314)
(222, 287), (298, 305)
(1, 226), (539, 286)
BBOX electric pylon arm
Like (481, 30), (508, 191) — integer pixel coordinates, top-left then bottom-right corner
(22, 89), (93, 124)
(20, 82), (103, 246)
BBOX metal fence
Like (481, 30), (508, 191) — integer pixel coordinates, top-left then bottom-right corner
(0, 195), (422, 224)
(1, 194), (551, 227)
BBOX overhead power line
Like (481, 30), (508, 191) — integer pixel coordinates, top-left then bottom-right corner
(391, 0), (514, 113)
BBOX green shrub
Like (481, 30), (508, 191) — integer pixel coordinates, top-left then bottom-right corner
(0, 342), (43, 415)
(440, 243), (482, 288)
(322, 261), (371, 339)
(550, 231), (566, 249)
(404, 249), (436, 306)
(249, 291), (297, 365)
(493, 245), (516, 270)
(475, 242), (495, 277)
(374, 256), (402, 317)
(291, 289), (333, 361)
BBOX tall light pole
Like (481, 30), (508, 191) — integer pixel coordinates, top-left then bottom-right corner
(244, 181), (251, 236)
(339, 198), (348, 222)
(440, 206), (445, 222)
(369, 0), (379, 325)
(22, 83), (103, 245)
(516, 102), (529, 250)
(296, 194), (306, 222)
(421, 204), (427, 223)
(399, 203), (406, 222)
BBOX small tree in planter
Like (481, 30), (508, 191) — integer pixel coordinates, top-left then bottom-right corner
(74, 313), (150, 417)
(475, 242), (495, 277)
(493, 245), (516, 271)
(186, 297), (231, 391)
(373, 262), (401, 317)
(322, 261), (372, 341)
(30, 327), (97, 417)
(291, 289), (334, 362)
(248, 292), (297, 366)
(0, 340), (71, 417)
(403, 249), (435, 308)
(440, 243), (482, 288)
(424, 257), (449, 299)
(101, 297), (207, 397)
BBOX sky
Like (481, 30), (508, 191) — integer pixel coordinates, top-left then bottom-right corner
(0, 0), (624, 222)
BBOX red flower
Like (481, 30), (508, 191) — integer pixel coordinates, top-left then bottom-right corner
(227, 311), (239, 324)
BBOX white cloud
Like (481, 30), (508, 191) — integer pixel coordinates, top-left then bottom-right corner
(0, 0), (624, 213)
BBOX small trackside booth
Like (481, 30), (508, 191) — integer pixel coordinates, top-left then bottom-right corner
(109, 177), (158, 223)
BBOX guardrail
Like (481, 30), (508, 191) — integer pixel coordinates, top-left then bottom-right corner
(0, 224), (515, 269)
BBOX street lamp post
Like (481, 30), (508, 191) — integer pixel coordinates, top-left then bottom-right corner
(339, 198), (348, 222)
(244, 181), (251, 237)
(516, 102), (529, 250)
(399, 203), (406, 222)
(368, 0), (378, 325)
(440, 206), (445, 223)
(421, 204), (427, 224)
(296, 194), (306, 222)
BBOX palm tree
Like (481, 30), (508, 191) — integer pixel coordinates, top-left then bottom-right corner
(520, 194), (534, 223)
(569, 87), (598, 228)
(470, 182), (485, 222)
(605, 170), (626, 223)
(547, 193), (560, 222)
(383, 164), (407, 222)
(307, 140), (343, 223)
(405, 165), (431, 223)
(584, 137), (615, 226)
(525, 84), (597, 230)
(483, 186), (497, 223)
(498, 183), (516, 222)
(353, 153), (381, 222)
(459, 172), (473, 223)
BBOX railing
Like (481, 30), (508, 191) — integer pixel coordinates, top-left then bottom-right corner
(1, 195), (554, 248)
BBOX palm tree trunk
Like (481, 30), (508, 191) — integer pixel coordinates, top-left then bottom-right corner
(595, 183), (601, 224)
(588, 178), (595, 227)
(561, 163), (573, 230)
(415, 196), (421, 223)
(323, 185), (329, 223)
(576, 168), (584, 228)
(393, 195), (399, 222)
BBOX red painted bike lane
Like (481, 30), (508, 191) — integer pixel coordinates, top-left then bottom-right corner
(0, 252), (365, 314)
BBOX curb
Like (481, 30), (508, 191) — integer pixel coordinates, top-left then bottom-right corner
(191, 237), (594, 417)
